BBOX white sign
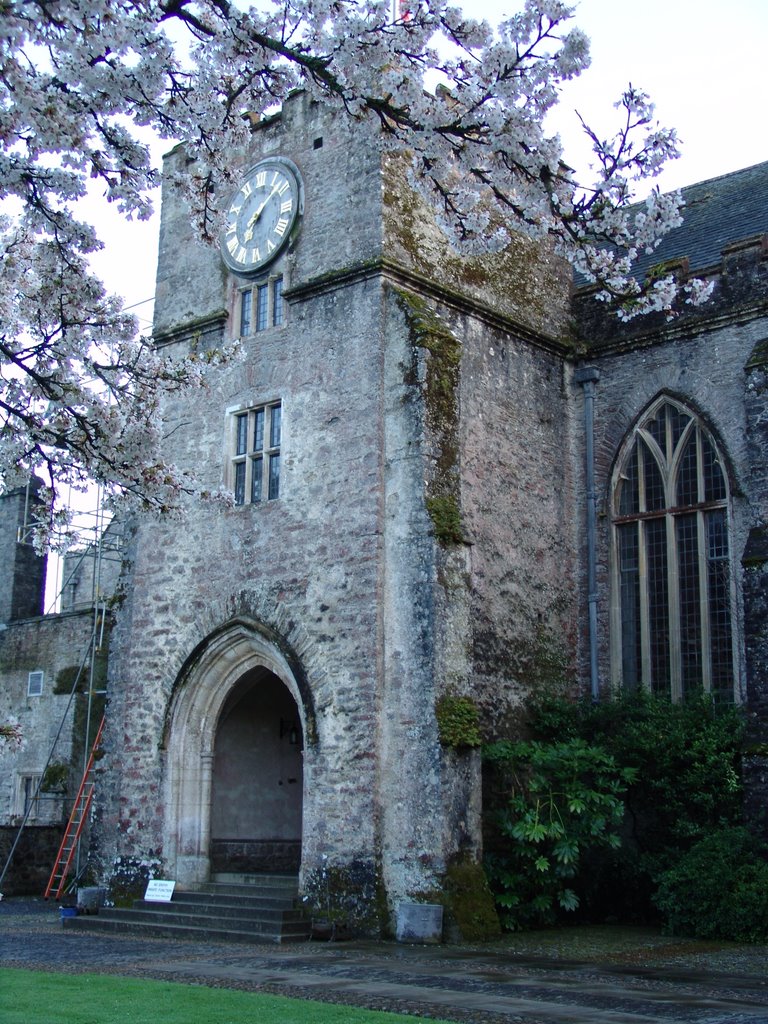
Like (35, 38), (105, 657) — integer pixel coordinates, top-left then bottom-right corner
(144, 879), (176, 903)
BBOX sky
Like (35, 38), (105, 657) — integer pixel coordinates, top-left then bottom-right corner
(90, 0), (767, 322)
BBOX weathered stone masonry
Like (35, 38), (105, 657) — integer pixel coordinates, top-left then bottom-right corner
(1, 94), (766, 919)
(93, 92), (581, 919)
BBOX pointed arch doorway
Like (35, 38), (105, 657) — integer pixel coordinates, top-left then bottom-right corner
(163, 619), (311, 887)
(210, 667), (303, 875)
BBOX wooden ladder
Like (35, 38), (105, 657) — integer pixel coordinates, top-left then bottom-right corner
(44, 715), (106, 900)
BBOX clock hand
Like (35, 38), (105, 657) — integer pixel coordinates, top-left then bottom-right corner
(246, 184), (281, 228)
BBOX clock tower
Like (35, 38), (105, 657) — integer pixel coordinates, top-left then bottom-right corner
(98, 88), (577, 931)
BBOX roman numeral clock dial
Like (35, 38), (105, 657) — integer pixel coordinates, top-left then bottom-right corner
(221, 158), (302, 275)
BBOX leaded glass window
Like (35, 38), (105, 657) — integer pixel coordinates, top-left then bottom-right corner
(238, 276), (284, 335)
(255, 284), (269, 332)
(611, 398), (735, 701)
(240, 289), (252, 337)
(230, 402), (282, 506)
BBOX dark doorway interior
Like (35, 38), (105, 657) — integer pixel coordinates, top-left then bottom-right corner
(210, 668), (303, 873)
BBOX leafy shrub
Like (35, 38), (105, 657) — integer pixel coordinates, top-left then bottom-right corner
(484, 738), (635, 929)
(653, 827), (768, 942)
(484, 691), (746, 928)
(41, 762), (69, 792)
(529, 692), (744, 847)
(53, 665), (86, 695)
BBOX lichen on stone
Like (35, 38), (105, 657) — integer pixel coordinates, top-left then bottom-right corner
(746, 337), (768, 370)
(395, 288), (464, 545)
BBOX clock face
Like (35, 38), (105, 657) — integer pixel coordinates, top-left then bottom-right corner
(221, 158), (301, 275)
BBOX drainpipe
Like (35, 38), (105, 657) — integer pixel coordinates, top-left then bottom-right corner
(573, 366), (601, 702)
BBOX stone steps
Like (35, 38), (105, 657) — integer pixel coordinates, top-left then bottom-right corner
(63, 873), (311, 944)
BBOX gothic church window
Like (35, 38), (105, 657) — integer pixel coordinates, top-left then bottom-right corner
(231, 402), (282, 506)
(611, 397), (735, 701)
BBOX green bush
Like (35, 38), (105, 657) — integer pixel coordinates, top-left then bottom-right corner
(653, 827), (768, 942)
(484, 691), (747, 928)
(484, 738), (635, 929)
(40, 762), (69, 792)
(529, 691), (744, 846)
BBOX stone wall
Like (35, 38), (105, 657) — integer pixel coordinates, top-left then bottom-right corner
(0, 825), (62, 896)
(59, 521), (124, 614)
(0, 610), (106, 825)
(382, 150), (573, 345)
(741, 332), (768, 833)
(95, 90), (577, 921)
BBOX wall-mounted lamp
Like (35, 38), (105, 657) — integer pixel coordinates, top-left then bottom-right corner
(279, 718), (300, 745)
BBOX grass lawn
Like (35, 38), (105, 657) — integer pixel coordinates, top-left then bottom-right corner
(0, 969), (450, 1024)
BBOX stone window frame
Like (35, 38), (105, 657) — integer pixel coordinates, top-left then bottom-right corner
(239, 274), (284, 336)
(609, 395), (738, 701)
(229, 400), (282, 507)
(27, 670), (44, 697)
(15, 773), (42, 819)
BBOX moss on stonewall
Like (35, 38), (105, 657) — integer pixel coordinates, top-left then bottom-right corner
(396, 288), (464, 545)
(406, 296), (462, 438)
(301, 859), (384, 938)
(436, 692), (482, 748)
(746, 337), (768, 369)
(426, 495), (464, 545)
(53, 665), (86, 695)
(40, 762), (69, 793)
(424, 859), (501, 942)
(444, 860), (502, 941)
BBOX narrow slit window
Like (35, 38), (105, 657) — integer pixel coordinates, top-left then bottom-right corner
(273, 277), (284, 326)
(240, 289), (252, 336)
(255, 284), (269, 332)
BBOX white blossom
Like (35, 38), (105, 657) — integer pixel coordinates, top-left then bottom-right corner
(1, 0), (708, 544)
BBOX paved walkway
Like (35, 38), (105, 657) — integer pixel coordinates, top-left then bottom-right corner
(2, 899), (767, 1024)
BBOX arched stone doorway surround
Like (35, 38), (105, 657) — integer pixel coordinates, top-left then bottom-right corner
(161, 617), (316, 888)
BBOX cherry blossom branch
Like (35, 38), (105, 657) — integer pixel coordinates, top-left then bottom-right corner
(1, 0), (709, 545)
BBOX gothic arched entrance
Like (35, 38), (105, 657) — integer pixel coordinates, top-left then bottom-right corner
(162, 618), (311, 887)
(210, 668), (303, 874)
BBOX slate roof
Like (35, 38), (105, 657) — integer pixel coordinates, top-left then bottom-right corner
(629, 160), (768, 279)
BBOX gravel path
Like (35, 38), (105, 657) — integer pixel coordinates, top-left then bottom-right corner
(2, 898), (767, 1024)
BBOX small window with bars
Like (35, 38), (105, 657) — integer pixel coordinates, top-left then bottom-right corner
(231, 402), (282, 506)
(239, 276), (284, 336)
(27, 670), (43, 697)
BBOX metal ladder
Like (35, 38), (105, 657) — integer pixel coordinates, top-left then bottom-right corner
(44, 714), (106, 900)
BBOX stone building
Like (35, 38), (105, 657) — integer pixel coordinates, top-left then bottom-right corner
(1, 91), (766, 920)
(0, 485), (112, 893)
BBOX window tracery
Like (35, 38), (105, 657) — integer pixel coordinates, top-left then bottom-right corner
(611, 398), (735, 700)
